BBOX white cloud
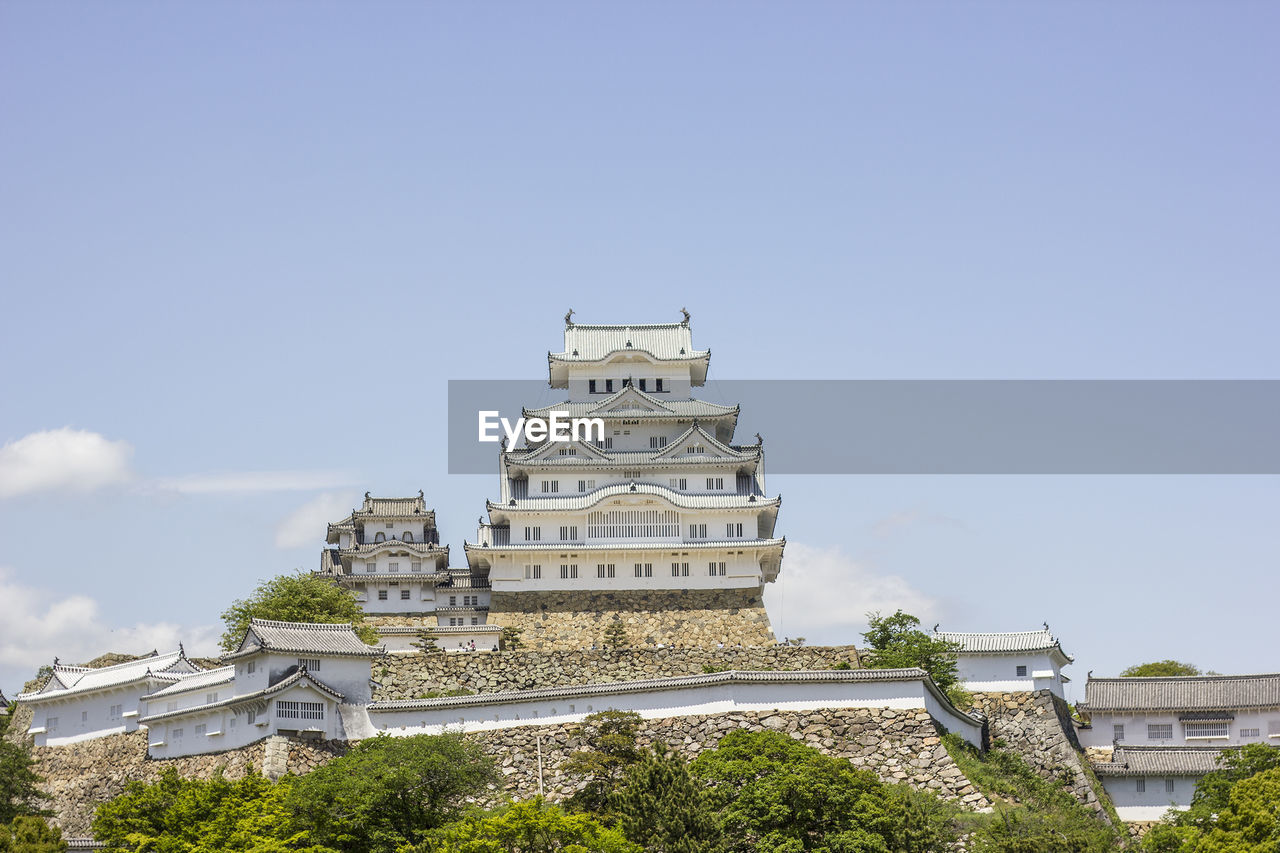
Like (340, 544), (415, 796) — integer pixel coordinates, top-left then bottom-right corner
(275, 491), (363, 548)
(0, 428), (134, 498)
(763, 542), (937, 644)
(0, 567), (219, 692)
(155, 470), (359, 494)
(870, 508), (964, 538)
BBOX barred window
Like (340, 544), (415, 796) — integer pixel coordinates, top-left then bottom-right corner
(1136, 779), (1145, 793)
(634, 562), (653, 578)
(110, 704), (123, 720)
(194, 724), (207, 737)
(400, 589), (411, 600)
(1184, 721), (1229, 739)
(378, 590), (388, 600)
(671, 562), (689, 577)
(525, 564), (542, 579)
(1165, 779), (1175, 793)
(1113, 724), (1124, 742)
(1241, 728), (1261, 738)
(298, 658), (321, 671)
(276, 701), (324, 721)
(1148, 724), (1173, 740)
(172, 727), (183, 740)
(708, 561), (726, 576)
(597, 563), (616, 578)
(560, 564), (579, 579)
(588, 508), (678, 538)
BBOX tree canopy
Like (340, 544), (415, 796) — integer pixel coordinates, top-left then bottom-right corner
(612, 747), (721, 853)
(285, 734), (498, 853)
(1119, 660), (1202, 678)
(561, 711), (644, 816)
(0, 740), (48, 826)
(860, 610), (961, 691)
(410, 800), (639, 853)
(219, 571), (378, 652)
(0, 817), (66, 853)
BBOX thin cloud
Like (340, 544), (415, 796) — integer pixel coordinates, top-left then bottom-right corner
(764, 542), (937, 644)
(0, 567), (219, 692)
(275, 491), (362, 548)
(0, 428), (134, 498)
(870, 508), (964, 538)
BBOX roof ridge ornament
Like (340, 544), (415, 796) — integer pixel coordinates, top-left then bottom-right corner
(755, 432), (763, 445)
(565, 308), (574, 327)
(680, 307), (690, 326)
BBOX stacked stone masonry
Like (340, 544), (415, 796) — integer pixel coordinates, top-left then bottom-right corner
(30, 707), (987, 836)
(372, 645), (861, 700)
(485, 589), (777, 650)
(969, 689), (1114, 823)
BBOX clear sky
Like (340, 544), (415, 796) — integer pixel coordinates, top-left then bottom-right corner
(1, 2), (1276, 697)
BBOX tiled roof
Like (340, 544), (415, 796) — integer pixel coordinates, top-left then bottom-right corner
(17, 650), (198, 702)
(553, 322), (707, 363)
(139, 667), (345, 724)
(1093, 746), (1229, 777)
(143, 666), (236, 700)
(343, 540), (448, 557)
(377, 624), (500, 635)
(465, 537), (785, 553)
(224, 619), (384, 661)
(489, 482), (780, 513)
(525, 397), (737, 420)
(359, 494), (429, 516)
(934, 628), (1073, 662)
(368, 667), (972, 714)
(505, 445), (761, 468)
(1081, 673), (1280, 712)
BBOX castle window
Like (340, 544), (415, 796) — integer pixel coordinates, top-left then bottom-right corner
(403, 532), (414, 542)
(634, 562), (652, 578)
(622, 378), (631, 388)
(709, 561), (726, 576)
(651, 435), (669, 448)
(588, 508), (679, 538)
(560, 564), (579, 579)
(1241, 728), (1261, 738)
(605, 379), (614, 393)
(1136, 779), (1145, 793)
(471, 617), (479, 625)
(706, 477), (723, 490)
(623, 470), (641, 479)
(375, 532), (386, 543)
(246, 710), (256, 724)
(277, 701), (324, 721)
(671, 562), (689, 577)
(1016, 665), (1027, 677)
(559, 525), (579, 541)
(412, 562), (422, 572)
(1113, 724), (1124, 741)
(525, 526), (542, 541)
(597, 563), (616, 578)
(206, 693), (219, 704)
(46, 716), (58, 732)
(578, 480), (595, 492)
(638, 379), (646, 391)
(82, 710), (88, 722)
(670, 478), (687, 490)
(386, 522), (394, 528)
(365, 562), (376, 572)
(541, 480), (560, 493)
(389, 562), (400, 572)
(195, 724), (207, 737)
(726, 523), (743, 538)
(655, 378), (664, 392)
(524, 564), (542, 579)
(378, 590), (388, 600)
(110, 704), (122, 720)
(1185, 721), (1229, 739)
(400, 589), (410, 600)
(166, 702), (177, 712)
(1148, 724), (1173, 740)
(689, 523), (707, 539)
(172, 727), (183, 740)
(450, 596), (457, 606)
(1165, 779), (1175, 794)
(247, 661), (257, 675)
(229, 716), (237, 730)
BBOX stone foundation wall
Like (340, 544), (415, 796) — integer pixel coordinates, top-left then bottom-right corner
(29, 733), (347, 837)
(486, 588), (776, 650)
(969, 690), (1113, 823)
(473, 708), (990, 809)
(373, 645), (861, 700)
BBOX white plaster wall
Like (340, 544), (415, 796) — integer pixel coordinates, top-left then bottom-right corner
(357, 581), (435, 615)
(566, 363), (692, 402)
(370, 679), (983, 747)
(263, 654), (374, 705)
(1078, 708), (1280, 749)
(27, 687), (147, 747)
(957, 652), (1066, 698)
(355, 522), (435, 545)
(1103, 776), (1194, 822)
(487, 547), (766, 592)
(510, 509), (761, 545)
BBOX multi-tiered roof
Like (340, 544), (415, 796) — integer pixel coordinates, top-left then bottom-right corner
(318, 491), (449, 581)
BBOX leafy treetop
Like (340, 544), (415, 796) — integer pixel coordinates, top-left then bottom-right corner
(861, 610), (961, 691)
(1119, 660), (1202, 678)
(219, 571), (378, 653)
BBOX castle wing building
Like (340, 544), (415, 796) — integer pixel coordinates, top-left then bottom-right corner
(933, 627), (1073, 698)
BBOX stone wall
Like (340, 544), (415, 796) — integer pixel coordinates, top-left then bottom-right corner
(29, 733), (347, 837)
(969, 690), (1114, 823)
(486, 588), (776, 650)
(373, 645), (861, 700)
(472, 708), (990, 809)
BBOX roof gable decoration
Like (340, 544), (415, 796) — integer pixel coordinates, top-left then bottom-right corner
(651, 421), (742, 461)
(508, 437), (612, 464)
(19, 649), (201, 702)
(585, 385), (676, 415)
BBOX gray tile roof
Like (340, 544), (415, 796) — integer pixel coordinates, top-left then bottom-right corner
(143, 666), (236, 700)
(525, 396), (737, 421)
(377, 624), (500, 635)
(934, 628), (1073, 662)
(465, 537), (785, 553)
(360, 494), (430, 516)
(489, 482), (780, 513)
(553, 322), (708, 363)
(505, 445), (762, 468)
(225, 619), (384, 661)
(368, 667), (968, 714)
(1093, 746), (1229, 777)
(139, 667), (345, 724)
(1081, 673), (1280, 712)
(344, 540), (449, 558)
(17, 651), (199, 702)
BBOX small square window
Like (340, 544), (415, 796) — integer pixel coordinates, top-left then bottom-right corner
(1136, 779), (1146, 793)
(378, 590), (388, 600)
(1016, 665), (1028, 677)
(1165, 779), (1175, 793)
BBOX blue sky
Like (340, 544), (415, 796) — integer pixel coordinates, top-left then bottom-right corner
(1, 2), (1276, 696)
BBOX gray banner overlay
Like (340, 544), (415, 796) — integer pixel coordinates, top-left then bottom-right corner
(447, 380), (1280, 474)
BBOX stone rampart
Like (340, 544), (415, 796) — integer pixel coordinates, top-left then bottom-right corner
(373, 645), (861, 700)
(969, 690), (1114, 822)
(486, 588), (776, 649)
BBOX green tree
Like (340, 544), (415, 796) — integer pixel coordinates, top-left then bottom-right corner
(602, 621), (628, 650)
(219, 571), (378, 652)
(92, 769), (330, 853)
(690, 729), (958, 853)
(561, 711), (644, 816)
(1120, 660), (1202, 678)
(285, 733), (497, 853)
(411, 800), (640, 853)
(499, 626), (524, 651)
(0, 740), (49, 825)
(861, 610), (962, 691)
(612, 747), (721, 853)
(1144, 767), (1280, 853)
(0, 817), (66, 853)
(412, 627), (442, 653)
(1142, 743), (1280, 849)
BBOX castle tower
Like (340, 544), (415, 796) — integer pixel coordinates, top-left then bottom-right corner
(465, 312), (784, 649)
